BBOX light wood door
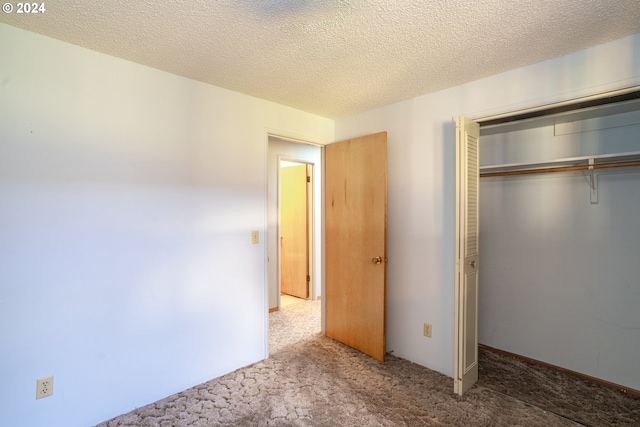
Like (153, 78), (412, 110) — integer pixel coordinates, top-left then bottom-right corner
(325, 132), (387, 362)
(454, 117), (480, 395)
(280, 164), (309, 299)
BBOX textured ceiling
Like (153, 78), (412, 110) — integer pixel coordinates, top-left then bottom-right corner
(1, 0), (639, 118)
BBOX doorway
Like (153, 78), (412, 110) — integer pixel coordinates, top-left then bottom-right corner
(267, 135), (323, 357)
(267, 135), (322, 313)
(462, 90), (640, 398)
(268, 132), (389, 363)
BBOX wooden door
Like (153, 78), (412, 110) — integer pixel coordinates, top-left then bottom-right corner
(325, 132), (387, 362)
(454, 117), (480, 395)
(280, 164), (309, 299)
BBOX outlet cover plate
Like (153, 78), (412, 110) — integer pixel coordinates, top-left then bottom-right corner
(423, 323), (432, 338)
(36, 375), (54, 399)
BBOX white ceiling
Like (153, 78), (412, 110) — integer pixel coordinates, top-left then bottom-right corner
(1, 0), (639, 119)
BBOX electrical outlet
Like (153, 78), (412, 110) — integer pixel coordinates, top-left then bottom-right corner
(251, 230), (259, 244)
(36, 375), (54, 399)
(423, 323), (432, 338)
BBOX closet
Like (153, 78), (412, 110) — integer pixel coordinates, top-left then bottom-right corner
(477, 93), (640, 392)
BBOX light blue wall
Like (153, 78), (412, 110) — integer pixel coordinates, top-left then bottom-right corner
(479, 111), (640, 390)
(0, 23), (333, 427)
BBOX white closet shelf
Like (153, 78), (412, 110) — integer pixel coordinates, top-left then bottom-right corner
(480, 151), (640, 177)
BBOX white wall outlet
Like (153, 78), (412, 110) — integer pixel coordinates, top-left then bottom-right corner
(36, 375), (54, 399)
(423, 323), (432, 338)
(251, 230), (259, 244)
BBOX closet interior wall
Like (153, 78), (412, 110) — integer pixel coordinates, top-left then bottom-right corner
(477, 103), (640, 392)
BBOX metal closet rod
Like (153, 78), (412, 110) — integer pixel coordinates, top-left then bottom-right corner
(480, 160), (640, 178)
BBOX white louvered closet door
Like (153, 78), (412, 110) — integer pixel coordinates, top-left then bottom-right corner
(454, 116), (480, 395)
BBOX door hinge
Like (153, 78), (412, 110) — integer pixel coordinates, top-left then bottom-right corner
(307, 275), (310, 282)
(306, 176), (311, 183)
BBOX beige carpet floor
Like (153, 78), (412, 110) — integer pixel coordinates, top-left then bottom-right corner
(96, 296), (639, 426)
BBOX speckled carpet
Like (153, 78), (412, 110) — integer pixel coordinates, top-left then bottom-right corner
(97, 297), (639, 426)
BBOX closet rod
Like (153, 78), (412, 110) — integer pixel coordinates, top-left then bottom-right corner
(480, 160), (640, 178)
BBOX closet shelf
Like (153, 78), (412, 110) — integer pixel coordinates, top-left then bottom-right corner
(480, 151), (640, 178)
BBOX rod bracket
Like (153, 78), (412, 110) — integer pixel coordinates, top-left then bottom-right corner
(589, 158), (598, 204)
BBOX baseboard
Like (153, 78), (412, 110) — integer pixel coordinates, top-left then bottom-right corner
(479, 344), (640, 398)
(269, 307), (278, 313)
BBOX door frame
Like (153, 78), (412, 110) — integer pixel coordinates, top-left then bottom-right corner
(454, 86), (640, 393)
(265, 131), (326, 357)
